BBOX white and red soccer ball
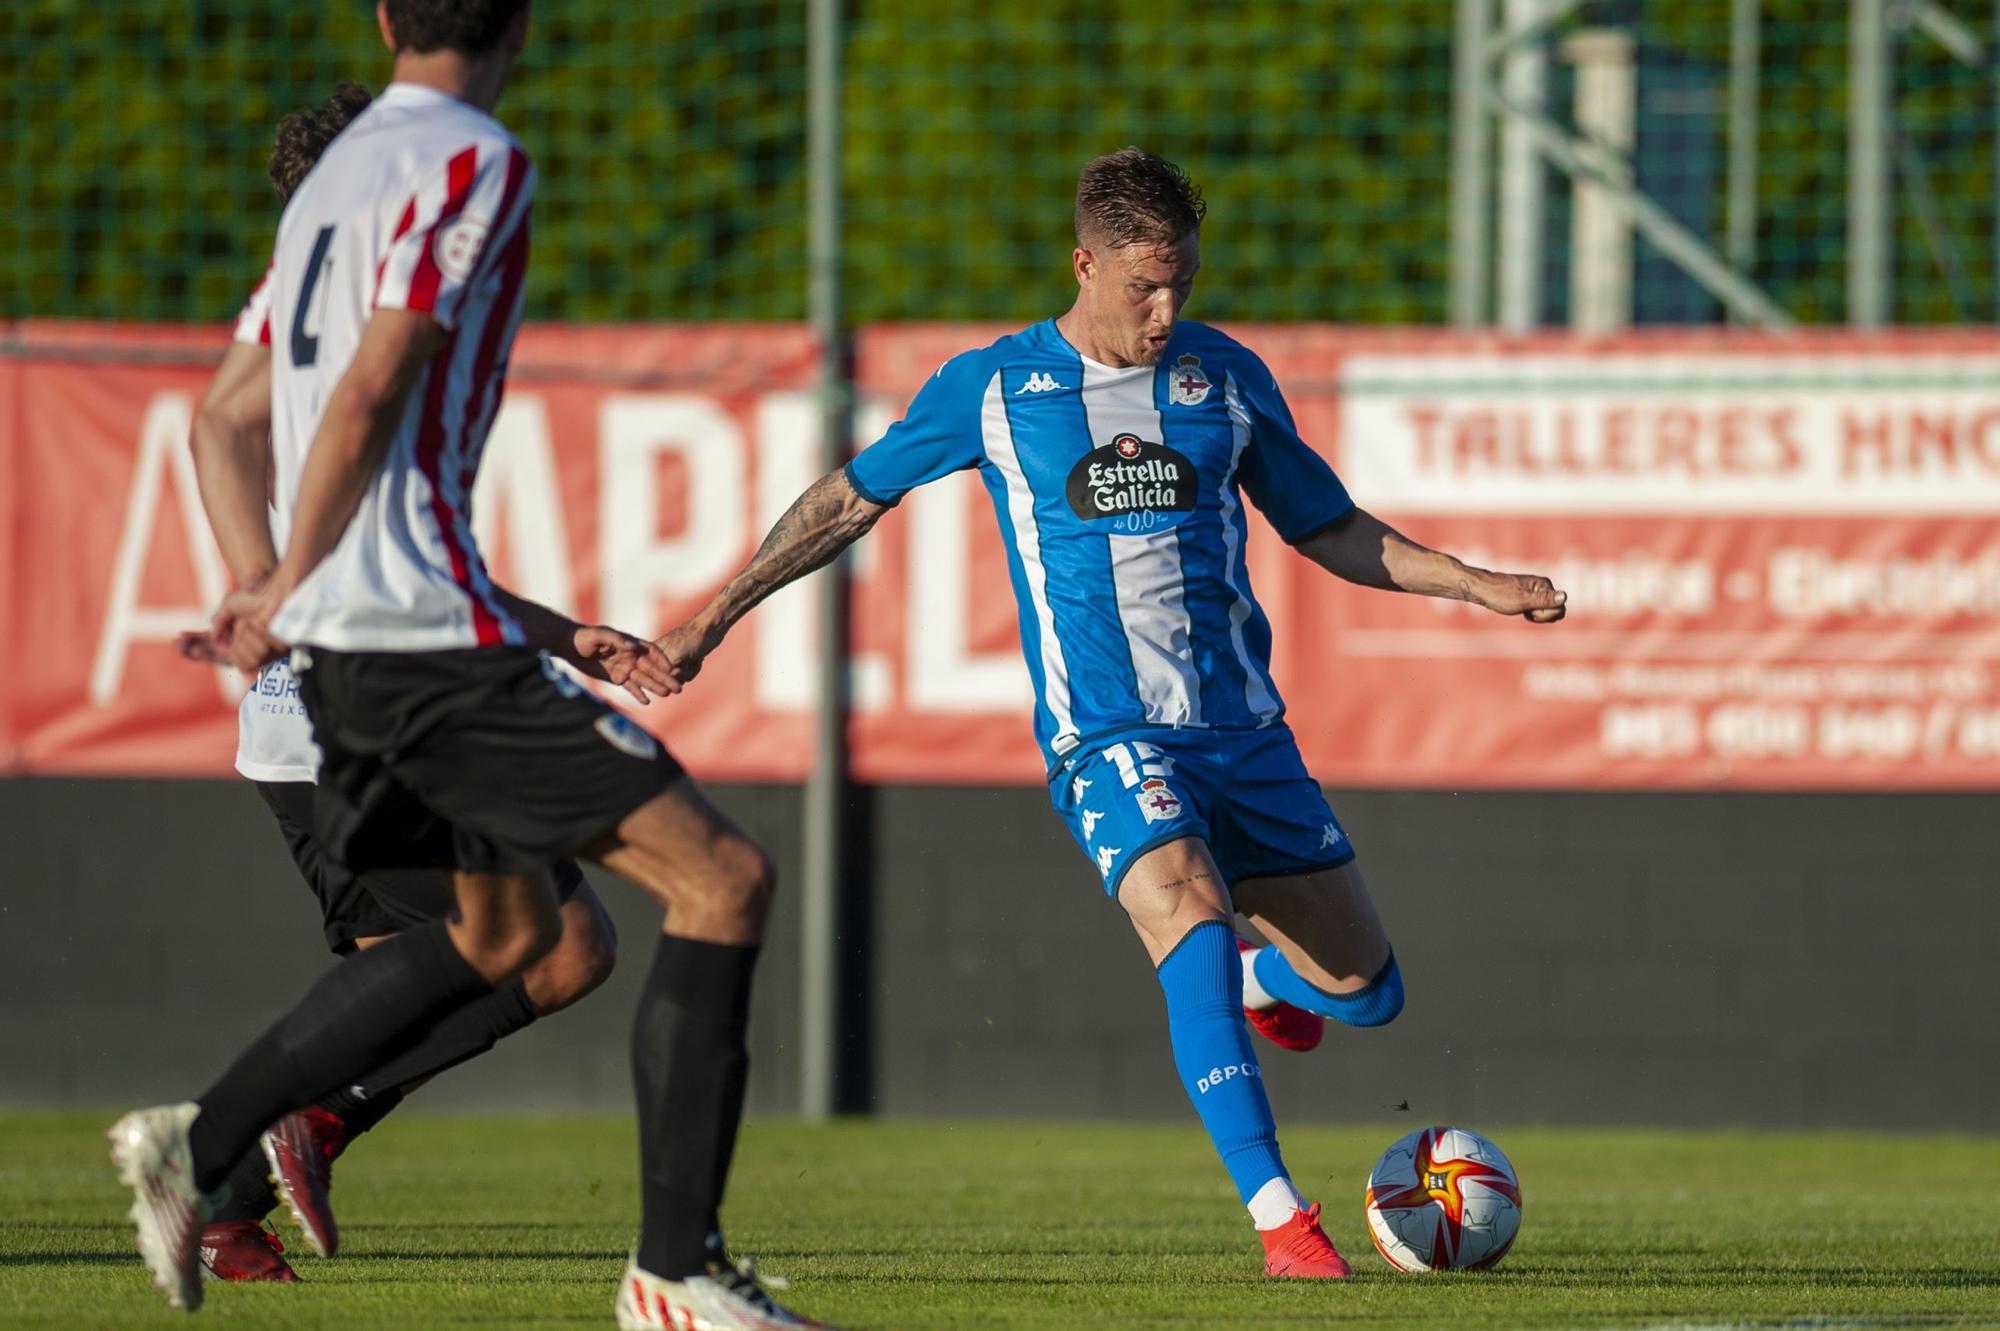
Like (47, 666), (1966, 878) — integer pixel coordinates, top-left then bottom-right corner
(1364, 1125), (1522, 1272)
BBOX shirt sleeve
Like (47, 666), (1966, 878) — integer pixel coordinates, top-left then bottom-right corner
(233, 262), (274, 346)
(1233, 357), (1353, 542)
(844, 355), (988, 506)
(374, 139), (535, 331)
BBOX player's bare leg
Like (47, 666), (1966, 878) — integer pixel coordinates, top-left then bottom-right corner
(1115, 835), (1234, 965)
(1234, 862), (1404, 1029)
(589, 777), (827, 1328)
(525, 888), (620, 1011)
(592, 779), (774, 944)
(444, 867), (566, 984)
(1114, 837), (1350, 1279)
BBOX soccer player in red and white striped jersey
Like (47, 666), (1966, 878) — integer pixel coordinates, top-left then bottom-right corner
(185, 81), (637, 1288)
(257, 83), (533, 652)
(109, 6), (824, 1326)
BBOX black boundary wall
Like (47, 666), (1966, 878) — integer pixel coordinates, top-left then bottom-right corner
(1, 778), (1993, 1131)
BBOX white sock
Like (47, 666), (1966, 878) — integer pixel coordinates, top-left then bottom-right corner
(1239, 946), (1278, 1012)
(1247, 1175), (1305, 1230)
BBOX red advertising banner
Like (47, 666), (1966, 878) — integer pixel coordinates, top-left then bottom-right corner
(6, 321), (2000, 789)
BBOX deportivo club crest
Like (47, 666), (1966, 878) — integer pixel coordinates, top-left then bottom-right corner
(1168, 354), (1211, 406)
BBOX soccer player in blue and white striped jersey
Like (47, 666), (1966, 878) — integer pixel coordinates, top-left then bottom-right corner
(660, 147), (1566, 1278)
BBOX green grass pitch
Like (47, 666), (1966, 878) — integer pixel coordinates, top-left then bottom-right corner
(3, 1110), (1997, 1329)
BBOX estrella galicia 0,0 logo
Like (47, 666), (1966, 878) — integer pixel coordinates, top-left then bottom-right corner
(1065, 433), (1197, 533)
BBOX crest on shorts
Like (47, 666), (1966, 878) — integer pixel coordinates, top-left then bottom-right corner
(594, 712), (660, 761)
(1136, 778), (1183, 824)
(1167, 354), (1211, 406)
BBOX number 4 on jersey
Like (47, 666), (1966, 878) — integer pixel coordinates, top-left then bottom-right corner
(290, 225), (336, 367)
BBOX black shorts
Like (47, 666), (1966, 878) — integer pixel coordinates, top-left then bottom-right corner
(295, 645), (681, 876)
(257, 779), (588, 954)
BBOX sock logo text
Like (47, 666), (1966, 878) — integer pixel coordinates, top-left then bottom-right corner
(1196, 1062), (1260, 1094)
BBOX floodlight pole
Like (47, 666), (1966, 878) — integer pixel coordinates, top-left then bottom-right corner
(802, 0), (849, 1123)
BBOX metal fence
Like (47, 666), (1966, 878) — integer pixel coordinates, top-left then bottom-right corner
(8, 2), (1996, 330)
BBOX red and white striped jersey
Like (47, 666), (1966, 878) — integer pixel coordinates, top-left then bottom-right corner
(265, 81), (535, 653)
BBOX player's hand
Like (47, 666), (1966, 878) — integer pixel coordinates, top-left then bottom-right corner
(174, 629), (223, 664)
(1474, 571), (1567, 624)
(654, 620), (720, 688)
(212, 585), (291, 672)
(567, 625), (679, 705)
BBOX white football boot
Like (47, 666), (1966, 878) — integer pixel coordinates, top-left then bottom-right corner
(107, 1102), (213, 1310)
(615, 1252), (833, 1330)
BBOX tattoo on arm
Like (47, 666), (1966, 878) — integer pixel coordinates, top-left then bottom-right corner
(1155, 873), (1215, 893)
(714, 470), (884, 628)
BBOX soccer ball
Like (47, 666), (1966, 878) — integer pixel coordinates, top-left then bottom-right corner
(1363, 1125), (1522, 1271)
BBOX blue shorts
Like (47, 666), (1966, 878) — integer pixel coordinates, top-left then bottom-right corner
(1048, 727), (1356, 895)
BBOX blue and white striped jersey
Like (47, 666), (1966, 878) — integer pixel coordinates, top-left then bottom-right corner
(847, 318), (1353, 769)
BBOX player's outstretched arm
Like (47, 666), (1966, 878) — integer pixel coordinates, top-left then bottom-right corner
(190, 341), (279, 589)
(487, 588), (677, 705)
(213, 308), (444, 670)
(657, 467), (888, 683)
(1296, 506), (1566, 623)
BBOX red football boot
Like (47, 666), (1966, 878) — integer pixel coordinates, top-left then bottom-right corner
(1237, 939), (1325, 1052)
(1260, 1202), (1353, 1279)
(199, 1221), (300, 1283)
(260, 1105), (348, 1258)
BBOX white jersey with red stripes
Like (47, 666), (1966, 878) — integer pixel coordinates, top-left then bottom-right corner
(265, 81), (534, 654)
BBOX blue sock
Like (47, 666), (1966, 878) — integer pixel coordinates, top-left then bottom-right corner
(1253, 948), (1404, 1027)
(1155, 921), (1287, 1205)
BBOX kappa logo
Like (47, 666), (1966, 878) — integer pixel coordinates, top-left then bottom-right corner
(1320, 822), (1347, 850)
(1016, 371), (1069, 395)
(1167, 353), (1212, 406)
(1137, 778), (1183, 825)
(1071, 775), (1092, 800)
(1096, 844), (1121, 879)
(1080, 808), (1104, 840)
